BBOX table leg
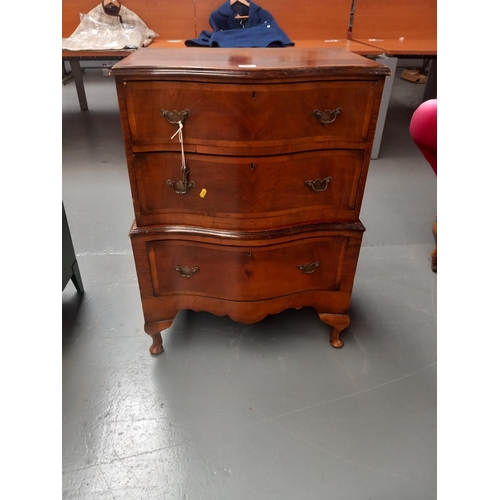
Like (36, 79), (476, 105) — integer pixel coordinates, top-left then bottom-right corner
(423, 58), (437, 102)
(68, 60), (89, 111)
(371, 55), (397, 160)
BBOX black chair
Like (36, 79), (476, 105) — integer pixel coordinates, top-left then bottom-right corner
(62, 202), (84, 293)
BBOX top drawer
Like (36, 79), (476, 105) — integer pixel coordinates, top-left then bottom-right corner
(123, 80), (380, 154)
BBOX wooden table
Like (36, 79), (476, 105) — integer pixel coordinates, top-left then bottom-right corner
(352, 38), (437, 57)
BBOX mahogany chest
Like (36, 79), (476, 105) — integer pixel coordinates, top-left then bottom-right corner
(112, 47), (389, 354)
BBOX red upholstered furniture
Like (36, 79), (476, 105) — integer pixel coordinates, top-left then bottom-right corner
(410, 99), (437, 174)
(409, 99), (437, 272)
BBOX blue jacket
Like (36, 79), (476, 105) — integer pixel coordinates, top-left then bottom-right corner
(185, 1), (294, 48)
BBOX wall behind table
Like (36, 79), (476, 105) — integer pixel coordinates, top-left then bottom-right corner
(351, 0), (437, 39)
(193, 0), (354, 40)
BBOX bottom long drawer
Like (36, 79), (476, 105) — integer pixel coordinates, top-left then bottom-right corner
(129, 223), (364, 325)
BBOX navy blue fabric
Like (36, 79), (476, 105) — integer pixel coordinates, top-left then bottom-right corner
(185, 1), (294, 48)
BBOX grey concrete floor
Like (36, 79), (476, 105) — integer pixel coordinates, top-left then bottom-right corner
(62, 64), (437, 499)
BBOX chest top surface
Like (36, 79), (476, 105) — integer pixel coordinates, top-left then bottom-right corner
(111, 47), (390, 79)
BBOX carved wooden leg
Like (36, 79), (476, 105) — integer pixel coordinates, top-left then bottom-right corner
(431, 218), (437, 273)
(144, 320), (173, 355)
(318, 313), (350, 348)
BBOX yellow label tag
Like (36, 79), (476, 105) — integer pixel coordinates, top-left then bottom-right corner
(199, 188), (207, 198)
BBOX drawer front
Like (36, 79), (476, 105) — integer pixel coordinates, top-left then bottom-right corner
(146, 235), (353, 301)
(124, 80), (379, 153)
(132, 149), (365, 227)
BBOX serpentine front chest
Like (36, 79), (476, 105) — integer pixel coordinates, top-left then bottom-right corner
(112, 47), (389, 354)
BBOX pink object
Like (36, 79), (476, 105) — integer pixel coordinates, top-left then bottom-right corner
(409, 99), (437, 174)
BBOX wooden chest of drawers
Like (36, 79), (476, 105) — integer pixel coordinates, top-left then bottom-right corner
(112, 48), (389, 354)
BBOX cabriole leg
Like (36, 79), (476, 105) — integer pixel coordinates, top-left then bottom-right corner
(144, 320), (173, 355)
(318, 313), (350, 348)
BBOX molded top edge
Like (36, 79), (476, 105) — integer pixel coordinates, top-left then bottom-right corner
(111, 47), (390, 77)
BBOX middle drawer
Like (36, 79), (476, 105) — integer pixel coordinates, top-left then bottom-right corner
(131, 149), (366, 229)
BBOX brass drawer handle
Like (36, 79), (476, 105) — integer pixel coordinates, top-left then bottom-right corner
(167, 178), (195, 194)
(313, 107), (342, 125)
(297, 261), (320, 274)
(174, 265), (200, 278)
(167, 166), (195, 194)
(161, 109), (191, 124)
(305, 177), (332, 192)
